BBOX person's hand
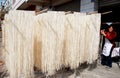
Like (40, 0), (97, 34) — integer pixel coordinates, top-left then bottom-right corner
(101, 30), (106, 36)
(101, 30), (104, 34)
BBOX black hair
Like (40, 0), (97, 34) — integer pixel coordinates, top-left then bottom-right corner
(101, 24), (109, 30)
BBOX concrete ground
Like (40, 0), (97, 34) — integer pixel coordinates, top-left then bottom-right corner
(0, 31), (120, 78)
(79, 63), (120, 78)
(34, 61), (120, 78)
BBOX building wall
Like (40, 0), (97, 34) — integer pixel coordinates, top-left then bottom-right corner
(9, 0), (98, 12)
(54, 0), (80, 12)
(80, 0), (98, 12)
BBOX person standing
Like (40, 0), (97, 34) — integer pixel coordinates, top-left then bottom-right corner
(101, 24), (117, 68)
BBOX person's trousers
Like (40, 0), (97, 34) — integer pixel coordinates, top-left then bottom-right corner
(101, 47), (114, 67)
(101, 54), (112, 67)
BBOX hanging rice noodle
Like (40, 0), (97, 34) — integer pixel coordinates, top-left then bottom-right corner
(2, 10), (101, 77)
(3, 11), (35, 78)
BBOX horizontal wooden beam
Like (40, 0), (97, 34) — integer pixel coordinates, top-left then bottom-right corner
(99, 0), (120, 7)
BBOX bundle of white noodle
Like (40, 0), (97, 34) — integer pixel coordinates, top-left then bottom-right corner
(34, 11), (66, 75)
(3, 11), (35, 78)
